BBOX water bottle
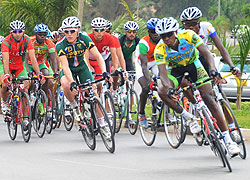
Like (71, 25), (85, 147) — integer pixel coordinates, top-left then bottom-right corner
(14, 95), (19, 108)
(59, 91), (64, 103)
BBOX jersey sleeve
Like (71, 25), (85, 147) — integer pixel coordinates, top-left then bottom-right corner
(46, 39), (56, 53)
(56, 42), (67, 57)
(79, 33), (95, 50)
(154, 43), (167, 66)
(185, 30), (203, 48)
(1, 38), (10, 53)
(139, 39), (149, 55)
(107, 33), (115, 48)
(112, 35), (121, 48)
(205, 22), (217, 38)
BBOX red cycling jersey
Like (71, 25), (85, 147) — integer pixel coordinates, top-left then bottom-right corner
(1, 34), (34, 66)
(88, 32), (115, 60)
(27, 37), (56, 65)
(111, 34), (121, 48)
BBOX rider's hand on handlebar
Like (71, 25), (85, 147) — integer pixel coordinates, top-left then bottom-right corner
(167, 88), (178, 102)
(102, 72), (113, 83)
(70, 81), (78, 96)
(230, 66), (241, 78)
(209, 70), (221, 84)
(3, 74), (11, 85)
(149, 81), (157, 91)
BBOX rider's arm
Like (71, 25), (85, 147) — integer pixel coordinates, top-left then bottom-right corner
(84, 49), (95, 72)
(211, 35), (234, 68)
(140, 54), (151, 83)
(28, 49), (40, 74)
(48, 52), (58, 73)
(158, 64), (171, 88)
(2, 52), (10, 74)
(116, 47), (126, 71)
(110, 47), (119, 70)
(89, 46), (106, 73)
(197, 44), (216, 71)
(58, 55), (74, 83)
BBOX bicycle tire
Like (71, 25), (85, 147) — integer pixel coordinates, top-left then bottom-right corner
(164, 104), (185, 149)
(92, 97), (115, 153)
(33, 89), (48, 138)
(6, 93), (17, 140)
(127, 89), (139, 135)
(104, 90), (116, 136)
(201, 106), (232, 172)
(220, 100), (246, 159)
(54, 88), (64, 128)
(20, 91), (32, 143)
(64, 112), (74, 131)
(80, 99), (96, 150)
(139, 97), (157, 146)
(45, 89), (53, 134)
(114, 92), (123, 133)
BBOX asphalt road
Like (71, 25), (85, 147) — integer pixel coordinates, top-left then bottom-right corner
(0, 116), (249, 180)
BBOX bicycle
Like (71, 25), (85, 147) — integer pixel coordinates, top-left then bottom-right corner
(113, 71), (139, 135)
(4, 71), (32, 142)
(76, 76), (115, 153)
(138, 75), (184, 146)
(174, 73), (232, 172)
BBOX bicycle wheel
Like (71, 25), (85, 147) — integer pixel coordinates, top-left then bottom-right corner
(33, 89), (48, 138)
(220, 100), (246, 159)
(164, 104), (185, 149)
(45, 89), (53, 134)
(103, 90), (116, 136)
(64, 111), (74, 131)
(139, 97), (157, 146)
(54, 88), (64, 128)
(114, 93), (123, 133)
(80, 100), (96, 150)
(127, 89), (139, 135)
(20, 91), (32, 143)
(92, 97), (115, 153)
(201, 106), (232, 172)
(6, 93), (17, 140)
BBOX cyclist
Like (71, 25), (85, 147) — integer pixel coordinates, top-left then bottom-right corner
(1, 20), (45, 126)
(105, 20), (127, 89)
(119, 21), (140, 71)
(56, 16), (110, 138)
(88, 17), (119, 76)
(134, 18), (160, 127)
(154, 17), (240, 156)
(0, 35), (4, 113)
(27, 24), (58, 118)
(180, 7), (241, 142)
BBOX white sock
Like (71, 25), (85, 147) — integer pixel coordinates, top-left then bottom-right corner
(222, 131), (233, 144)
(98, 117), (105, 127)
(181, 108), (193, 120)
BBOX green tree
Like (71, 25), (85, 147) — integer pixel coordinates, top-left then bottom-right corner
(0, 0), (77, 36)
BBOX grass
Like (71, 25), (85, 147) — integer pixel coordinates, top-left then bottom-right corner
(230, 101), (250, 129)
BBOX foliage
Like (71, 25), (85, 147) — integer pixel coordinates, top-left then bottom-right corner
(0, 0), (77, 36)
(230, 102), (250, 129)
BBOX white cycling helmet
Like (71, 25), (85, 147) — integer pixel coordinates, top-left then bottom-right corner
(124, 21), (139, 31)
(106, 20), (112, 29)
(61, 16), (81, 29)
(10, 20), (25, 31)
(180, 7), (202, 21)
(58, 26), (63, 34)
(155, 17), (179, 35)
(51, 31), (60, 40)
(91, 17), (107, 28)
(0, 36), (4, 43)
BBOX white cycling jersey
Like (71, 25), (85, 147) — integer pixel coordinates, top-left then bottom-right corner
(199, 21), (217, 45)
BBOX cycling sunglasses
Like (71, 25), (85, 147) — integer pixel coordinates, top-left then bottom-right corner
(160, 31), (174, 39)
(183, 21), (200, 27)
(37, 32), (47, 37)
(94, 28), (105, 32)
(12, 30), (23, 33)
(148, 29), (157, 34)
(64, 29), (77, 34)
(127, 30), (137, 34)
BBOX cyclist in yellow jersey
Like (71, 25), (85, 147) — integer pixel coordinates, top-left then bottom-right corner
(154, 17), (240, 156)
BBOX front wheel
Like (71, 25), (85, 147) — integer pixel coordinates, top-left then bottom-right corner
(92, 97), (115, 153)
(20, 91), (32, 143)
(139, 97), (157, 146)
(6, 93), (17, 140)
(164, 104), (185, 149)
(127, 90), (139, 135)
(220, 100), (246, 159)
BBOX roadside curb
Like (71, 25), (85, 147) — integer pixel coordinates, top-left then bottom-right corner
(241, 128), (250, 141)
